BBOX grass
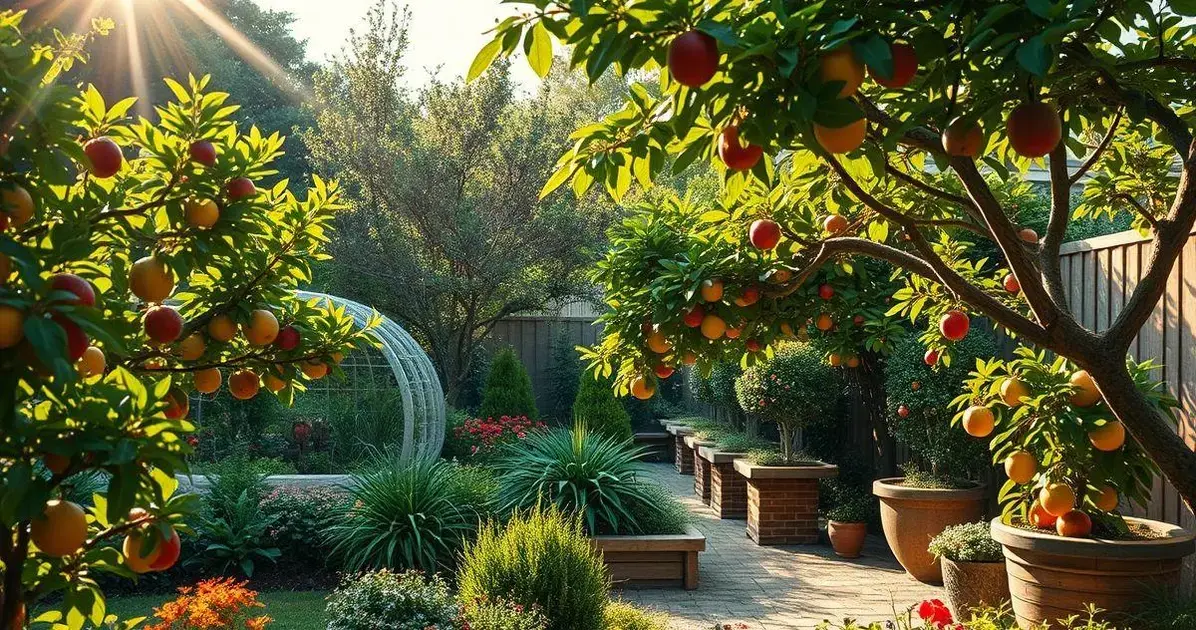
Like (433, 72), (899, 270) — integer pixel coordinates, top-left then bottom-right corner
(100, 590), (328, 629)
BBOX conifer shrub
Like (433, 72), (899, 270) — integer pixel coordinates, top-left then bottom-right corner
(479, 348), (539, 420)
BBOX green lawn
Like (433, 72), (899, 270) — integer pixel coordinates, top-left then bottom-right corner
(101, 590), (328, 629)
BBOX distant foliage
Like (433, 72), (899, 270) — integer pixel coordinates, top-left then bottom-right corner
(479, 348), (540, 420)
(258, 485), (348, 571)
(457, 506), (609, 630)
(573, 371), (634, 440)
(545, 331), (583, 423)
(325, 570), (458, 630)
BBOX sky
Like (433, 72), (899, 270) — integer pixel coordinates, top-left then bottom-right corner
(252, 0), (540, 89)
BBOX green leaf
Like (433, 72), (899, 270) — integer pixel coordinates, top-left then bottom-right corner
(853, 34), (892, 79)
(1174, 0), (1196, 16)
(526, 22), (553, 79)
(468, 36), (503, 82)
(1016, 36), (1051, 77)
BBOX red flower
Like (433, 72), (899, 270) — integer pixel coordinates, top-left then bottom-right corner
(916, 599), (953, 628)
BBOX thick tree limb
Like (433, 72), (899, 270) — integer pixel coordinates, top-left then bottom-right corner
(1042, 143), (1073, 308)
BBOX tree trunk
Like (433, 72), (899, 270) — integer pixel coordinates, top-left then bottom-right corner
(1089, 359), (1196, 515)
(855, 352), (896, 478)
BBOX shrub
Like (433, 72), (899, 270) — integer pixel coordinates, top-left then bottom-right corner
(715, 432), (775, 453)
(451, 415), (547, 461)
(479, 348), (539, 420)
(457, 506), (609, 630)
(258, 485), (349, 570)
(1130, 590), (1196, 629)
(885, 327), (996, 486)
(546, 330), (583, 424)
(325, 389), (408, 465)
(603, 601), (669, 630)
(690, 362), (745, 426)
(496, 423), (668, 535)
(190, 491), (281, 577)
(928, 522), (1003, 563)
(327, 455), (486, 572)
(825, 491), (874, 524)
(573, 372), (634, 440)
(459, 596), (549, 630)
(746, 448), (818, 467)
(325, 570), (457, 630)
(623, 482), (689, 536)
(144, 578), (272, 630)
(735, 342), (843, 464)
(442, 407), (474, 460)
(202, 456), (294, 519)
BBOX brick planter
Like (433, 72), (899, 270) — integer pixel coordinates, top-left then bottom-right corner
(698, 447), (748, 519)
(665, 424), (694, 474)
(734, 460), (838, 546)
(591, 525), (707, 590)
(684, 435), (717, 504)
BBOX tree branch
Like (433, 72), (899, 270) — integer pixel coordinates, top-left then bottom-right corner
(1042, 141), (1073, 308)
(1117, 193), (1161, 230)
(1069, 108), (1122, 186)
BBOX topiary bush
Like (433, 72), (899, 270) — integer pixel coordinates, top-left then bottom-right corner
(325, 569), (458, 630)
(735, 342), (844, 464)
(457, 506), (609, 630)
(885, 326), (997, 486)
(573, 371), (633, 440)
(480, 347), (540, 420)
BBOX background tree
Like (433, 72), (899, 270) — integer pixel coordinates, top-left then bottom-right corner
(473, 0), (1196, 513)
(478, 348), (539, 420)
(302, 0), (621, 403)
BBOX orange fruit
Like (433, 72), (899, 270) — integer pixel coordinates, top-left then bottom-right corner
(1000, 377), (1029, 407)
(724, 325), (742, 340)
(814, 119), (867, 154)
(194, 367), (221, 394)
(243, 309), (279, 346)
(177, 333), (205, 361)
(265, 374), (287, 392)
(1088, 421), (1125, 451)
(845, 355), (860, 368)
(1040, 483), (1076, 517)
(1029, 500), (1057, 529)
(207, 314), (237, 342)
(128, 256), (174, 303)
(1092, 485), (1119, 512)
(184, 198), (219, 228)
(0, 305), (25, 348)
(827, 353), (842, 367)
(30, 500), (88, 557)
(44, 453), (71, 475)
(76, 345), (106, 378)
(962, 405), (995, 438)
(123, 533), (161, 574)
(331, 351), (345, 364)
(1055, 510), (1092, 538)
(823, 214), (849, 234)
(228, 370), (260, 400)
(1068, 370), (1101, 407)
(700, 314), (727, 340)
(819, 47), (865, 97)
(1004, 451), (1037, 484)
(301, 360), (328, 379)
(2, 184), (35, 227)
(681, 352), (697, 366)
(646, 330), (672, 353)
(700, 279), (723, 303)
(630, 376), (655, 400)
(941, 117), (984, 157)
(815, 313), (834, 331)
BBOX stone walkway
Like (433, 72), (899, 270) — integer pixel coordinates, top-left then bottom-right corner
(615, 463), (942, 630)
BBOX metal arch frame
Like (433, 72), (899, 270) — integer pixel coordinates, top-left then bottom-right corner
(296, 290), (445, 462)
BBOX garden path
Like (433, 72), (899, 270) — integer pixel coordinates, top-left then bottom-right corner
(617, 463), (943, 630)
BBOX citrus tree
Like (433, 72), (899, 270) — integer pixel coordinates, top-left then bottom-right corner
(470, 0), (1196, 514)
(0, 12), (373, 628)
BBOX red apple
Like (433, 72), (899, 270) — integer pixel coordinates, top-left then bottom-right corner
(853, 315), (865, 327)
(144, 306), (184, 345)
(226, 177), (256, 201)
(667, 31), (719, 88)
(275, 325), (301, 351)
(744, 338), (762, 353)
(736, 286), (760, 307)
(149, 528), (182, 571)
(870, 42), (918, 89)
(682, 304), (705, 328)
(52, 314), (88, 361)
(897, 404), (910, 418)
(924, 349), (939, 366)
(718, 125), (764, 171)
(940, 310), (970, 341)
(164, 387), (190, 420)
(818, 284), (834, 300)
(83, 136), (123, 178)
(1007, 101), (1062, 158)
(50, 273), (96, 307)
(190, 140), (217, 167)
(749, 219), (781, 250)
(654, 364), (675, 379)
(1003, 273), (1020, 293)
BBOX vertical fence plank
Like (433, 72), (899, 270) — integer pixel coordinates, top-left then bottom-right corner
(1096, 248), (1111, 332)
(1180, 240), (1196, 584)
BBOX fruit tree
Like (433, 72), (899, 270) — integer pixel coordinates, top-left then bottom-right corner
(471, 1), (1196, 512)
(0, 12), (373, 628)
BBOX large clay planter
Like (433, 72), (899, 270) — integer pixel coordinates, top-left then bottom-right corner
(872, 478), (986, 584)
(828, 521), (867, 558)
(991, 516), (1195, 628)
(941, 558), (1009, 618)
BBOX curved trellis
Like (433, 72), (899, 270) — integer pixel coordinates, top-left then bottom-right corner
(295, 290), (445, 462)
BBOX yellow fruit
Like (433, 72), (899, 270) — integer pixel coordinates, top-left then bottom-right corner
(30, 500), (88, 557)
(301, 360), (328, 379)
(962, 405), (995, 438)
(193, 367), (221, 394)
(700, 314), (727, 340)
(1000, 378), (1030, 407)
(1089, 421), (1126, 452)
(243, 309), (279, 346)
(128, 256), (174, 303)
(1092, 486), (1119, 512)
(76, 345), (106, 378)
(1004, 451), (1037, 484)
(2, 184), (35, 226)
(177, 333), (205, 361)
(122, 533), (161, 574)
(0, 305), (24, 348)
(265, 374), (287, 392)
(1040, 483), (1077, 517)
(819, 47), (865, 97)
(700, 279), (724, 303)
(184, 198), (219, 228)
(228, 370), (260, 400)
(646, 331), (672, 354)
(1069, 370), (1102, 407)
(208, 314), (238, 342)
(631, 376), (655, 400)
(814, 119), (867, 154)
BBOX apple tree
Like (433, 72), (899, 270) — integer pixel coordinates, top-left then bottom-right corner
(0, 11), (374, 628)
(471, 0), (1196, 515)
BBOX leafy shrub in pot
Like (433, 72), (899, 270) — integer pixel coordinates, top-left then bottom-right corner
(825, 492), (874, 559)
(325, 569), (457, 630)
(928, 522), (1010, 617)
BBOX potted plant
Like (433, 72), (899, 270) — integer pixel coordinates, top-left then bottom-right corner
(958, 349), (1195, 627)
(731, 343), (842, 545)
(928, 522), (1009, 617)
(826, 493), (873, 559)
(874, 330), (995, 583)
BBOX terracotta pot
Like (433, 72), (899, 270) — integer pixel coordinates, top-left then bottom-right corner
(828, 521), (867, 558)
(941, 557), (1009, 617)
(991, 516), (1195, 628)
(872, 478), (987, 584)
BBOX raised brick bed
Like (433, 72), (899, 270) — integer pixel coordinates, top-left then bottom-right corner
(591, 525), (707, 590)
(697, 447), (748, 519)
(684, 435), (717, 504)
(633, 431), (672, 462)
(665, 424), (694, 474)
(734, 460), (838, 546)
